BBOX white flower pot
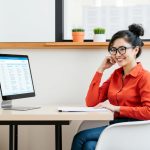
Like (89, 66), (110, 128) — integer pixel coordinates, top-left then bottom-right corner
(93, 34), (106, 42)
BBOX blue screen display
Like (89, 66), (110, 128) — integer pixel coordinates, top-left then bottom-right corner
(0, 56), (34, 96)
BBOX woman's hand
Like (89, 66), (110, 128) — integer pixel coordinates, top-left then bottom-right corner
(97, 56), (116, 73)
(95, 100), (120, 112)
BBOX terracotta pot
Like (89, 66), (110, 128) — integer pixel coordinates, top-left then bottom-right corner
(72, 32), (84, 42)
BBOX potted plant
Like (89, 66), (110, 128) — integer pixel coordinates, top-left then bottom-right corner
(93, 27), (106, 42)
(72, 28), (85, 42)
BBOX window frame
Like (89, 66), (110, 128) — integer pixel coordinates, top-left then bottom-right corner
(55, 0), (93, 42)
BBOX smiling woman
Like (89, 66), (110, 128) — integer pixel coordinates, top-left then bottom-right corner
(108, 24), (144, 72)
(71, 24), (150, 150)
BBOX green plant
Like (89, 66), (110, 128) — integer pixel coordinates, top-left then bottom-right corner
(72, 28), (84, 32)
(93, 27), (105, 34)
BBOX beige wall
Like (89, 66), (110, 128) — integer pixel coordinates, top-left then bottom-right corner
(0, 48), (149, 150)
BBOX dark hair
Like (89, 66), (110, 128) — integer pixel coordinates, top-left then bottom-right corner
(108, 24), (144, 58)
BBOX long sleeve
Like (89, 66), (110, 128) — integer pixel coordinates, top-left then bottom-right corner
(86, 72), (112, 107)
(120, 72), (150, 120)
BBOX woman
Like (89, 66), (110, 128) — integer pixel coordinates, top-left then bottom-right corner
(71, 24), (150, 150)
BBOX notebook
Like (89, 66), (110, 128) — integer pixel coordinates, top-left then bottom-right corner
(58, 106), (109, 112)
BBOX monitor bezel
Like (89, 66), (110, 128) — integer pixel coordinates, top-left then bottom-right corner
(0, 54), (35, 101)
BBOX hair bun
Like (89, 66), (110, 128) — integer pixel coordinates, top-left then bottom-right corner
(128, 24), (144, 37)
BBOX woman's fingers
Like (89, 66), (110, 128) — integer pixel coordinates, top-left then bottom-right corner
(107, 56), (116, 65)
(95, 100), (117, 112)
(111, 56), (116, 63)
(109, 57), (116, 64)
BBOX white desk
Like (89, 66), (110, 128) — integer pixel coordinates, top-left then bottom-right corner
(0, 106), (114, 150)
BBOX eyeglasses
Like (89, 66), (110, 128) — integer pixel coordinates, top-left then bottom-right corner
(108, 46), (134, 55)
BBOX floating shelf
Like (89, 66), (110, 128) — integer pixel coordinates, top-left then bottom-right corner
(0, 42), (150, 49)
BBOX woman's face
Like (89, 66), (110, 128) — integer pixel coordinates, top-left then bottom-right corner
(110, 38), (139, 67)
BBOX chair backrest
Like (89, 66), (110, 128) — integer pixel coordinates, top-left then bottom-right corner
(95, 120), (150, 150)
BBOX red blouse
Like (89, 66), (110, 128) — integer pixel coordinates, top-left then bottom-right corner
(86, 62), (150, 120)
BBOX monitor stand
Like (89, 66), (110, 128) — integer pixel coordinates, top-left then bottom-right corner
(1, 100), (40, 111)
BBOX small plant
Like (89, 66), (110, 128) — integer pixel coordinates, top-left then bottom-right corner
(72, 28), (85, 42)
(72, 28), (84, 32)
(93, 27), (105, 34)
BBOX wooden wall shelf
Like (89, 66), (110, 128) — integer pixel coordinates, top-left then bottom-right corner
(0, 42), (150, 49)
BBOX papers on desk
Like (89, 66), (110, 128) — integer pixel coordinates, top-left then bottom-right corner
(58, 106), (109, 112)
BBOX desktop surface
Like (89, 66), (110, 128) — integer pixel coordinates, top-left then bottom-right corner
(0, 106), (114, 121)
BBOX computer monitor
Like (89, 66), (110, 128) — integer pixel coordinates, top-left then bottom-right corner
(0, 54), (39, 110)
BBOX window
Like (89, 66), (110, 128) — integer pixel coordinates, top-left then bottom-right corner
(60, 0), (150, 41)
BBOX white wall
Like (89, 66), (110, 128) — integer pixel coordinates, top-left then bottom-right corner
(0, 48), (149, 150)
(0, 0), (55, 42)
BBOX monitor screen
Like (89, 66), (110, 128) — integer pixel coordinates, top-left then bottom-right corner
(0, 54), (35, 100)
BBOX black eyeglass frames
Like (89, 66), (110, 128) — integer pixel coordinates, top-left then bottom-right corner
(108, 46), (135, 55)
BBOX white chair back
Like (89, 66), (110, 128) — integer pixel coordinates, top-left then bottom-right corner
(95, 120), (150, 150)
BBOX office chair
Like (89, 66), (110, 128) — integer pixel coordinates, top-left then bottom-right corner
(78, 120), (150, 150)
